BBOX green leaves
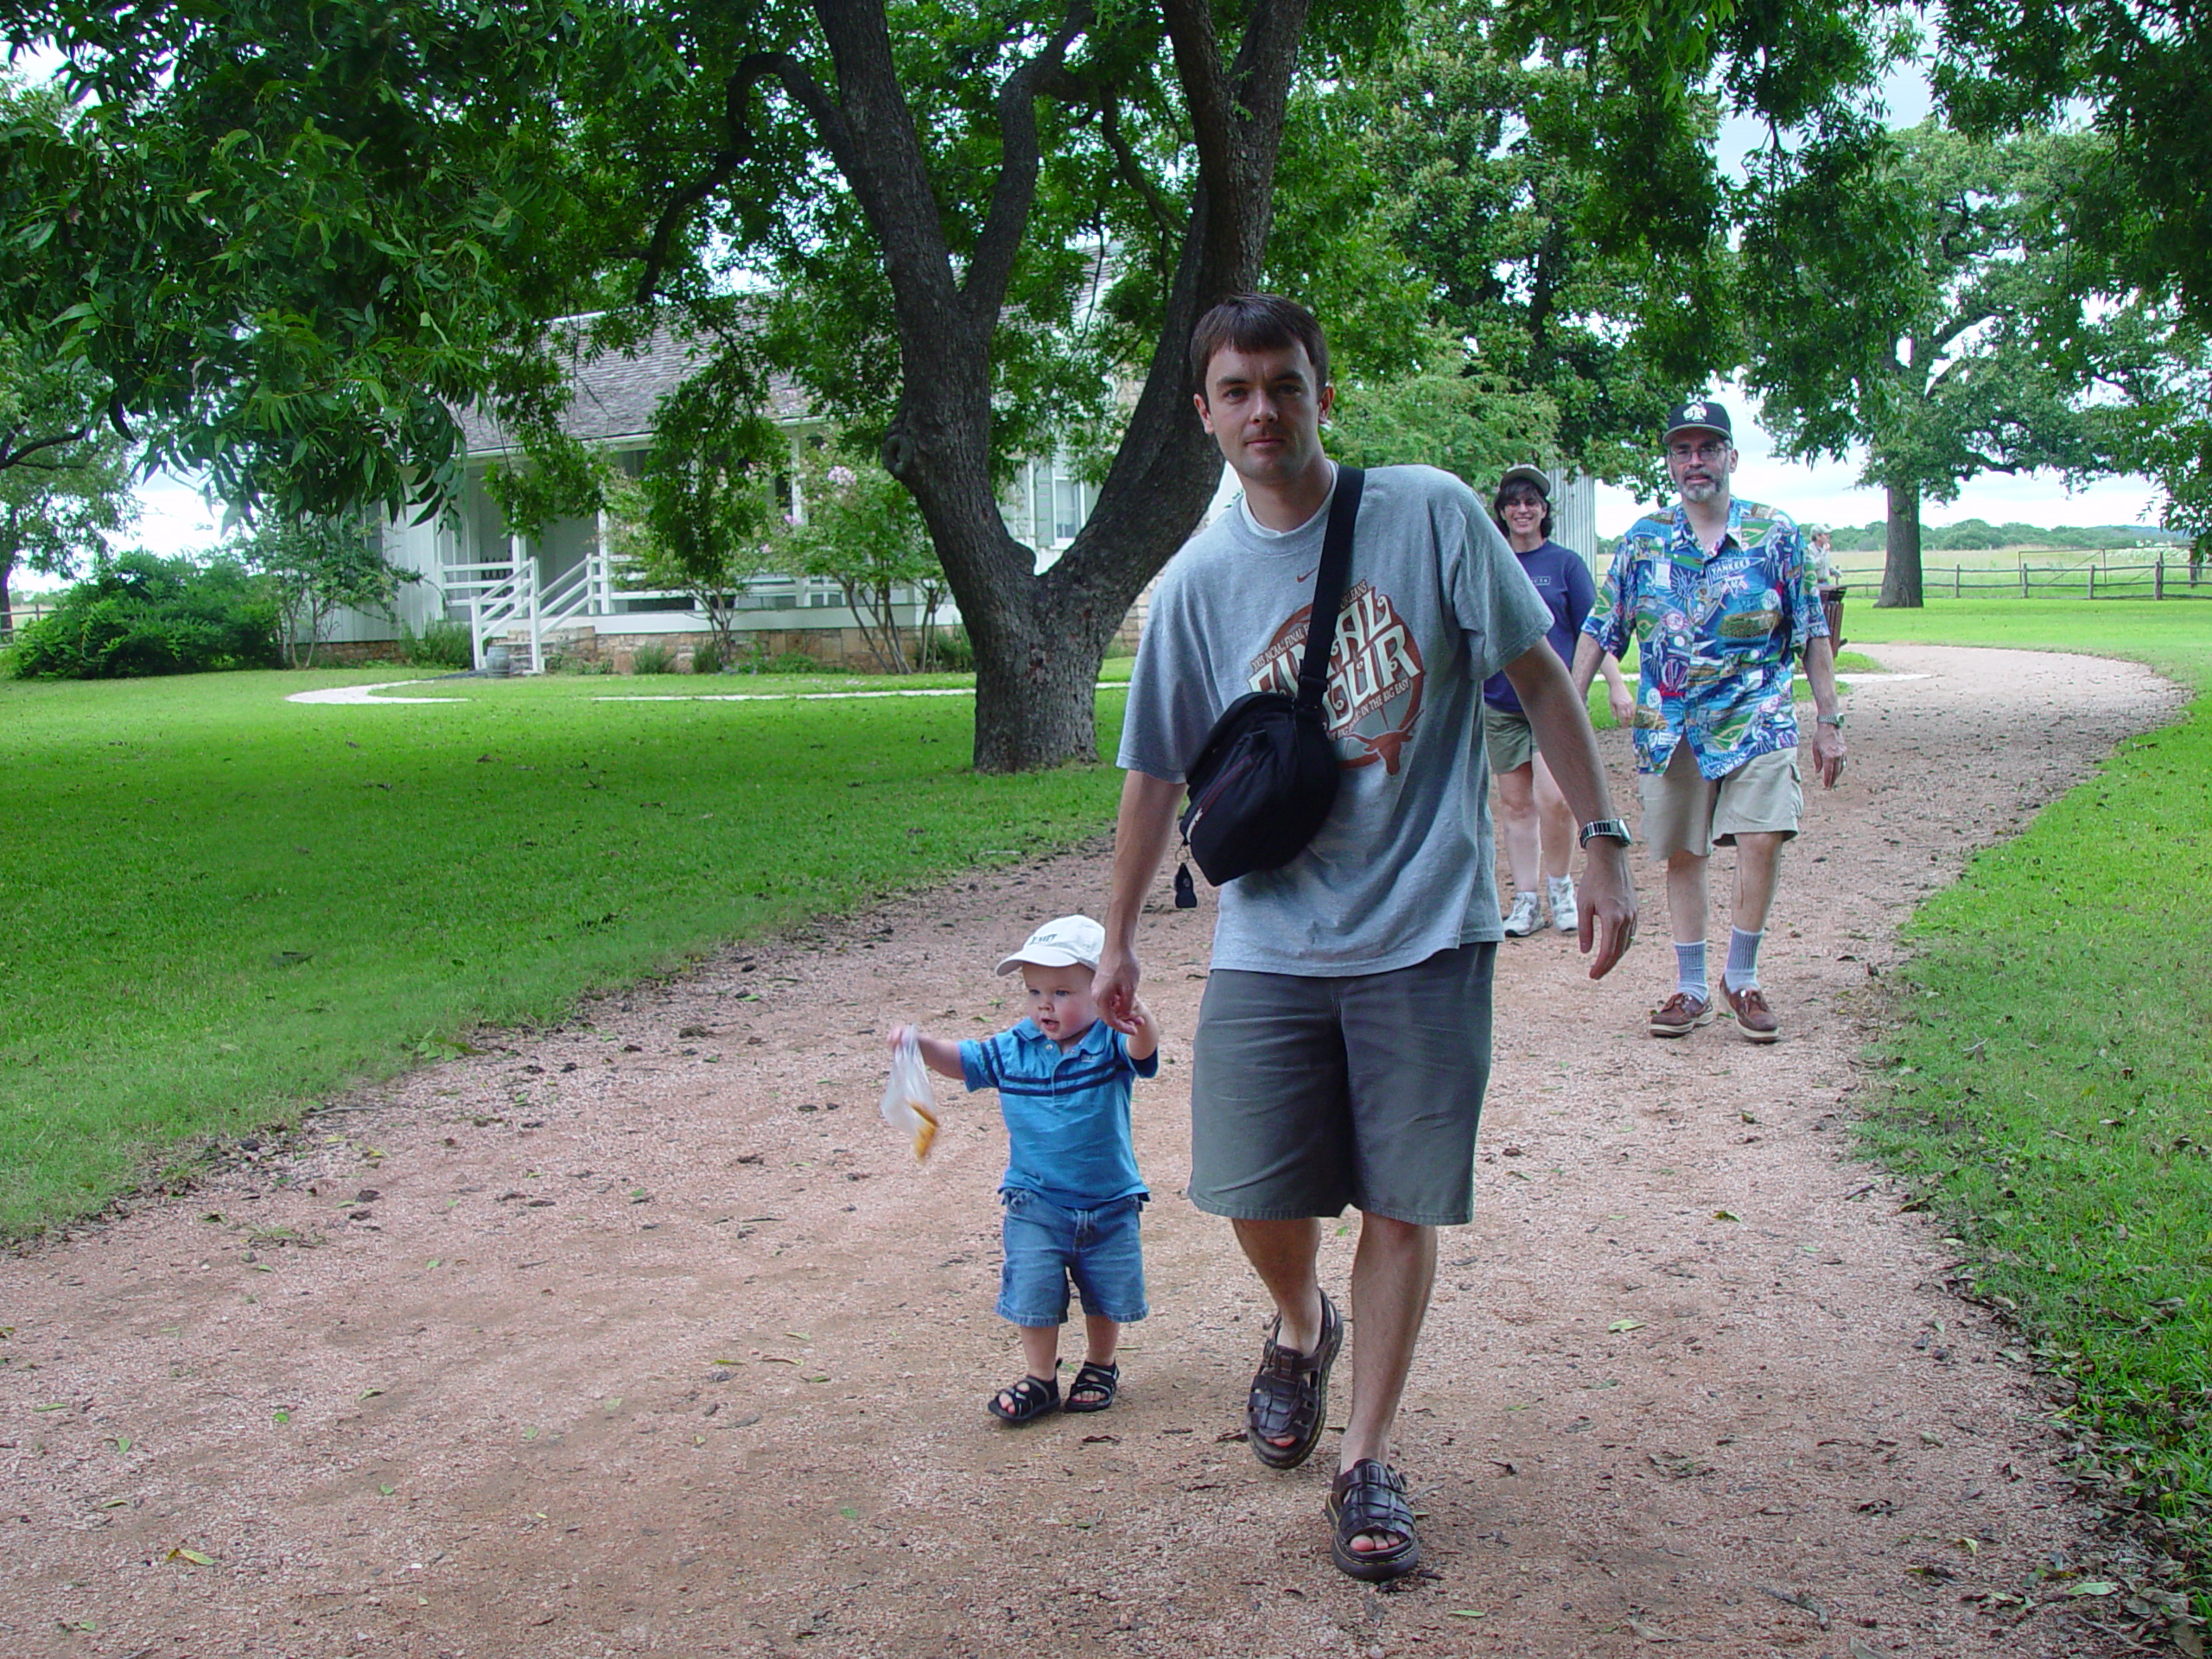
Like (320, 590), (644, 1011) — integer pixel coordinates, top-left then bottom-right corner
(3, 5), (626, 522)
(1281, 2), (1738, 488)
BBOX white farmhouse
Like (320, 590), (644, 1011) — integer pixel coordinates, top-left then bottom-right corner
(343, 328), (1107, 672)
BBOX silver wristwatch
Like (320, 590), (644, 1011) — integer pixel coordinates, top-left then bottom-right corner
(1578, 817), (1633, 849)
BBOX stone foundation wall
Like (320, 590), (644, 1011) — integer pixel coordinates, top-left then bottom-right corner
(545, 626), (900, 674)
(305, 639), (410, 667)
(496, 601), (1141, 676)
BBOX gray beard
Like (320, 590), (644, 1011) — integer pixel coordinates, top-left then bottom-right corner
(1680, 477), (1725, 504)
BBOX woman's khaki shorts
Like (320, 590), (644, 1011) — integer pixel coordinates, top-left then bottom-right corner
(1483, 705), (1537, 774)
(1639, 743), (1802, 861)
(1187, 944), (1495, 1227)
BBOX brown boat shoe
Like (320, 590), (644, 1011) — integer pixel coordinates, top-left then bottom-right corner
(1723, 980), (1781, 1043)
(1647, 991), (1715, 1038)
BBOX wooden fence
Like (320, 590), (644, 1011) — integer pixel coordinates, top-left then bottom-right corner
(1828, 554), (2210, 600)
(1, 598), (58, 640)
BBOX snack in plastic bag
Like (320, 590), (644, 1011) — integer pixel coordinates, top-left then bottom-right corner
(880, 1027), (941, 1162)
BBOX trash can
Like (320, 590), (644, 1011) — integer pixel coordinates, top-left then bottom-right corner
(485, 644), (512, 678)
(1817, 586), (1846, 654)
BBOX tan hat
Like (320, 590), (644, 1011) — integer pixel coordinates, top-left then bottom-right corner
(995, 915), (1105, 976)
(1497, 464), (1552, 497)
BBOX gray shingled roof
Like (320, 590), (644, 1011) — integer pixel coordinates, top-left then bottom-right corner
(458, 325), (812, 456)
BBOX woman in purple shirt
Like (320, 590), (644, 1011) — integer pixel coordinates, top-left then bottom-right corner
(1482, 467), (1634, 937)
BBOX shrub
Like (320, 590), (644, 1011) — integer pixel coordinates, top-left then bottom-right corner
(721, 638), (775, 673)
(6, 552), (281, 678)
(766, 649), (849, 675)
(691, 640), (724, 675)
(395, 616), (474, 670)
(924, 625), (975, 671)
(631, 643), (677, 675)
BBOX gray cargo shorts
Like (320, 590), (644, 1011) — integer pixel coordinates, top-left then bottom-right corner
(1187, 943), (1496, 1227)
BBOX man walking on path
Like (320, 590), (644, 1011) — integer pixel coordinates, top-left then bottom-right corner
(1093, 294), (1636, 1582)
(1571, 397), (1847, 1043)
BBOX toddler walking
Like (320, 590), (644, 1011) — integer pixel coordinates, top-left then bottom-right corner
(891, 914), (1158, 1423)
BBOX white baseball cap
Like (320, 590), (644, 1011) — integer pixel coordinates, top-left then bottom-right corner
(995, 914), (1105, 976)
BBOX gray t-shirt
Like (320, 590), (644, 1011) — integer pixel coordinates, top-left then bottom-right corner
(1119, 464), (1553, 976)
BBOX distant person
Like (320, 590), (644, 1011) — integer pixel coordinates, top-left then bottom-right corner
(891, 915), (1160, 1424)
(1484, 465), (1634, 937)
(1098, 293), (1634, 1583)
(1807, 524), (1837, 585)
(1573, 397), (1845, 1043)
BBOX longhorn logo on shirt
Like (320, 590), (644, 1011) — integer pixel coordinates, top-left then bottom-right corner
(1247, 581), (1426, 773)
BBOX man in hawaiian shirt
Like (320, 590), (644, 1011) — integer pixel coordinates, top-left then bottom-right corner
(1572, 398), (1846, 1042)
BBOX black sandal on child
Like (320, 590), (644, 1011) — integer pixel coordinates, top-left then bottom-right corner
(1245, 1290), (1344, 1470)
(1064, 1360), (1119, 1413)
(1326, 1458), (1421, 1582)
(987, 1372), (1059, 1424)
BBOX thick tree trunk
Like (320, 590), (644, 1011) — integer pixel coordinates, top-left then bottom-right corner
(799, 0), (1310, 771)
(1877, 479), (1923, 607)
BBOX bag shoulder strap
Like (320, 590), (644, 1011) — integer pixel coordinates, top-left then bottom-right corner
(1294, 465), (1364, 711)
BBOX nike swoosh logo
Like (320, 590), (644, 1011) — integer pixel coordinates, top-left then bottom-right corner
(1298, 566), (1317, 582)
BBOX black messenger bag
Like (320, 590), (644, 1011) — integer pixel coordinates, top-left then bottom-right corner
(1177, 466), (1365, 887)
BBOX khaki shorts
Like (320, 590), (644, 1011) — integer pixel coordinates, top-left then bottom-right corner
(1639, 744), (1802, 860)
(1483, 705), (1536, 773)
(1188, 944), (1495, 1227)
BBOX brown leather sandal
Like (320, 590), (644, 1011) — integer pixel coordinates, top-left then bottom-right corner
(1245, 1291), (1342, 1471)
(1327, 1459), (1421, 1582)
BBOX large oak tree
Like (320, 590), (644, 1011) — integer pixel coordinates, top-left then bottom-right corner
(1740, 121), (2153, 607)
(5, 0), (1913, 765)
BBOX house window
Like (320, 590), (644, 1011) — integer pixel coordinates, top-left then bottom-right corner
(1054, 467), (1090, 543)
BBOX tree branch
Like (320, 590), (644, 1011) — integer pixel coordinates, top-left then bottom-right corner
(1038, 63), (1179, 242)
(0, 423), (95, 472)
(1096, 91), (1179, 240)
(964, 0), (1094, 323)
(1160, 0), (1233, 191)
(1927, 305), (2000, 360)
(807, 0), (963, 330)
(637, 50), (830, 303)
(1155, 0), (1313, 292)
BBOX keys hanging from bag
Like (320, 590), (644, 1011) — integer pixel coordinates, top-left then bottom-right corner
(1177, 467), (1365, 888)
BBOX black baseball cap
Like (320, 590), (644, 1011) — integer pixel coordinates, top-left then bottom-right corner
(1663, 398), (1732, 442)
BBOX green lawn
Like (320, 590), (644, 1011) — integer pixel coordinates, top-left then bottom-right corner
(0, 668), (1127, 1234)
(1847, 600), (2212, 1597)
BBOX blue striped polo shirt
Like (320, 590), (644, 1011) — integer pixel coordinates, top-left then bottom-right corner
(958, 1018), (1157, 1207)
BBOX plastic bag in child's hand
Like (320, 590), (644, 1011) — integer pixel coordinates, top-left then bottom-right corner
(880, 1028), (940, 1162)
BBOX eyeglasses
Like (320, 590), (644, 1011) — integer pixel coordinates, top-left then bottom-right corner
(1669, 441), (1729, 463)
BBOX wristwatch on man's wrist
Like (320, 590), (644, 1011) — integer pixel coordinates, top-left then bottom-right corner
(1578, 817), (1633, 849)
(1816, 713), (1846, 728)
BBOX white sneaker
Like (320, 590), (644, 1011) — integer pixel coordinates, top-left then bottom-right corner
(1503, 892), (1541, 937)
(1548, 877), (1578, 932)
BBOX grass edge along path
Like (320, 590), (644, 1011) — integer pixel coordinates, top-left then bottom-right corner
(0, 653), (1668, 1245)
(0, 668), (1131, 1239)
(1847, 601), (2211, 1630)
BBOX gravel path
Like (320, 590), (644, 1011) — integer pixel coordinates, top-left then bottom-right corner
(1, 644), (2183, 1659)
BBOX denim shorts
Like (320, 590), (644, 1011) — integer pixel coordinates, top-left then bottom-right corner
(997, 1189), (1148, 1327)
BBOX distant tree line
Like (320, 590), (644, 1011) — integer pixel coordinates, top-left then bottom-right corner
(1599, 519), (2185, 561)
(1819, 521), (2187, 555)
